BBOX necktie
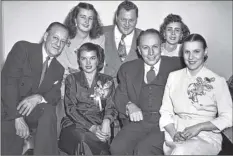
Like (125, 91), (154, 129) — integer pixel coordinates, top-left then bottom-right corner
(39, 56), (50, 87)
(146, 66), (156, 84)
(117, 34), (127, 62)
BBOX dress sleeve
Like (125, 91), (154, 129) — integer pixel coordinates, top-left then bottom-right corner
(210, 77), (233, 132)
(104, 79), (118, 123)
(159, 72), (176, 131)
(64, 74), (93, 130)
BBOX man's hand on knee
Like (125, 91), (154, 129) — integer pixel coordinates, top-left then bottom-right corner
(15, 117), (30, 139)
(126, 102), (143, 122)
(17, 94), (47, 116)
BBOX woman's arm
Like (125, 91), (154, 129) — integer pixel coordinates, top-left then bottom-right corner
(159, 73), (176, 135)
(64, 74), (94, 130)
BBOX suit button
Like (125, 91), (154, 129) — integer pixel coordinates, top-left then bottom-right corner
(21, 83), (24, 86)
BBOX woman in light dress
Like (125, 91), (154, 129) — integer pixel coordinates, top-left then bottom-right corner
(159, 14), (190, 57)
(159, 34), (232, 155)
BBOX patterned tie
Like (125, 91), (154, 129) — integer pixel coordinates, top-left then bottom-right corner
(39, 56), (50, 87)
(146, 66), (156, 84)
(117, 34), (127, 62)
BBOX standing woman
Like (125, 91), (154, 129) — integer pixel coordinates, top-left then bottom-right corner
(58, 43), (117, 155)
(159, 14), (190, 57)
(159, 34), (232, 155)
(57, 2), (105, 96)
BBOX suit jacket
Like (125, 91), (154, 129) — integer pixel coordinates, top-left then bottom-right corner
(103, 25), (141, 79)
(1, 41), (64, 121)
(113, 56), (184, 119)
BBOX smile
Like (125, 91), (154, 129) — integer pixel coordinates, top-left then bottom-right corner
(85, 66), (92, 69)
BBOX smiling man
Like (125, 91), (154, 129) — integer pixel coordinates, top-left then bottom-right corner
(103, 0), (141, 86)
(110, 29), (184, 155)
(1, 22), (69, 155)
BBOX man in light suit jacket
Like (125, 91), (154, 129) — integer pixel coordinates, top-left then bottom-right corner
(110, 29), (184, 155)
(1, 22), (69, 155)
(103, 0), (141, 85)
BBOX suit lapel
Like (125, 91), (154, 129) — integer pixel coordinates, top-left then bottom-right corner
(28, 43), (43, 93)
(152, 58), (168, 86)
(132, 59), (144, 99)
(38, 58), (58, 92)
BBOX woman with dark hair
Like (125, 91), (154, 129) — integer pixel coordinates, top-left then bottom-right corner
(159, 14), (190, 57)
(57, 2), (105, 96)
(58, 43), (117, 155)
(159, 34), (232, 155)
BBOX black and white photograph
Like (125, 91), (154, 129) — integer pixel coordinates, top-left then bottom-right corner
(1, 0), (232, 155)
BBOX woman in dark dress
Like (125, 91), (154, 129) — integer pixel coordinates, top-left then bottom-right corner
(58, 42), (117, 155)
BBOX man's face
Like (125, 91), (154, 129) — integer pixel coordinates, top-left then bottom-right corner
(43, 26), (69, 57)
(116, 8), (137, 35)
(138, 33), (161, 66)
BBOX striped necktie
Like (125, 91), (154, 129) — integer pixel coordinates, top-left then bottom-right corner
(39, 56), (50, 87)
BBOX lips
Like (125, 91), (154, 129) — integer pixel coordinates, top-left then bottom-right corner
(188, 61), (196, 64)
(85, 66), (92, 69)
(82, 24), (89, 28)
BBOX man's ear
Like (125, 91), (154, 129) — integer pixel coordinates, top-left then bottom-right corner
(137, 46), (141, 55)
(43, 32), (48, 42)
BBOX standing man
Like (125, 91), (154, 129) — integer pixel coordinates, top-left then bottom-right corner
(1, 22), (69, 155)
(103, 0), (141, 85)
(110, 29), (184, 155)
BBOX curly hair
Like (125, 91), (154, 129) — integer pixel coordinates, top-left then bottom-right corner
(77, 42), (105, 72)
(64, 2), (103, 39)
(159, 14), (190, 43)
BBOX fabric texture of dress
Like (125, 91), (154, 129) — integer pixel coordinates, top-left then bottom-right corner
(159, 66), (233, 155)
(59, 71), (117, 155)
(161, 43), (182, 57)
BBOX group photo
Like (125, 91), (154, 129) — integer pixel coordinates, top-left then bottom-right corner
(1, 0), (233, 155)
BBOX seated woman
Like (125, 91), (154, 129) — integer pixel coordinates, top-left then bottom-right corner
(58, 43), (117, 155)
(159, 14), (190, 57)
(159, 34), (233, 155)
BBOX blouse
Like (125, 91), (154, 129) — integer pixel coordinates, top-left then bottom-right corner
(61, 71), (117, 130)
(159, 66), (232, 145)
(161, 43), (182, 57)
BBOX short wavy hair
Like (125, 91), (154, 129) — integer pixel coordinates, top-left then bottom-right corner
(64, 2), (103, 39)
(116, 0), (138, 18)
(181, 33), (208, 62)
(77, 42), (105, 72)
(159, 14), (190, 43)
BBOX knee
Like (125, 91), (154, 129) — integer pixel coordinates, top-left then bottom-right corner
(110, 138), (127, 154)
(134, 141), (163, 155)
(171, 145), (187, 155)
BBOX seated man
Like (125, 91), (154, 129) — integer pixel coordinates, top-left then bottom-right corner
(110, 29), (184, 155)
(1, 22), (69, 155)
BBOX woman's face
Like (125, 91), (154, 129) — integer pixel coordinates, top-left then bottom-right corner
(183, 41), (207, 73)
(76, 8), (94, 33)
(79, 50), (98, 74)
(164, 22), (182, 45)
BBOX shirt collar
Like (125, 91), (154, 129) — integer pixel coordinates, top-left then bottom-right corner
(144, 58), (161, 75)
(42, 44), (54, 63)
(114, 25), (135, 40)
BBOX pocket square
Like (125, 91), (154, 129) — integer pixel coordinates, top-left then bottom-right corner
(54, 80), (59, 85)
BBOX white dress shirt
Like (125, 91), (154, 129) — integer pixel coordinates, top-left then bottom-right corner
(42, 44), (53, 67)
(114, 26), (135, 55)
(143, 58), (161, 84)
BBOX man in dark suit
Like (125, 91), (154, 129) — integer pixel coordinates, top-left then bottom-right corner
(110, 29), (184, 155)
(1, 22), (69, 155)
(103, 0), (141, 85)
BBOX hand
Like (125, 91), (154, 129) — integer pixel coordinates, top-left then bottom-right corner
(17, 94), (43, 116)
(95, 126), (109, 142)
(173, 131), (186, 142)
(127, 102), (143, 122)
(68, 67), (79, 74)
(15, 117), (30, 139)
(101, 119), (111, 137)
(181, 124), (202, 140)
